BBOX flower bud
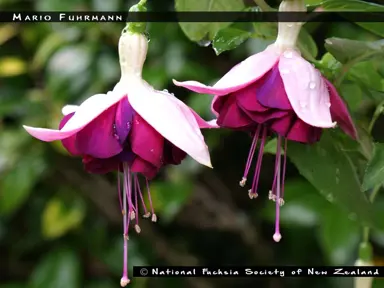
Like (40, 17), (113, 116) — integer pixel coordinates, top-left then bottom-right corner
(354, 259), (374, 288)
(118, 31), (148, 78)
(275, 0), (306, 51)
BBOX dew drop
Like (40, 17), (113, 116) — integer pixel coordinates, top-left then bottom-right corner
(280, 68), (290, 74)
(197, 39), (211, 47)
(283, 50), (293, 59)
(287, 23), (293, 27)
(309, 82), (316, 89)
(163, 89), (169, 93)
(326, 194), (334, 202)
(126, 122), (131, 129)
(325, 102), (331, 108)
(114, 134), (120, 140)
(150, 149), (154, 153)
(135, 120), (140, 125)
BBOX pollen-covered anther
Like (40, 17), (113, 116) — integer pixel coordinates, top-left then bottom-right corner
(122, 210), (126, 216)
(268, 191), (276, 201)
(278, 198), (285, 206)
(151, 213), (157, 222)
(143, 212), (151, 218)
(239, 177), (247, 187)
(248, 189), (258, 199)
(120, 277), (130, 287)
(134, 224), (141, 234)
(130, 211), (135, 220)
(123, 234), (129, 240)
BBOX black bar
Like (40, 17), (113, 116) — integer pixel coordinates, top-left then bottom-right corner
(3, 11), (384, 23)
(133, 266), (384, 277)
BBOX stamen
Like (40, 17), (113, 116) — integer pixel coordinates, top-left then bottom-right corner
(121, 163), (131, 286)
(249, 126), (267, 197)
(133, 174), (140, 228)
(240, 125), (261, 187)
(117, 170), (123, 212)
(281, 138), (288, 200)
(248, 189), (258, 199)
(146, 179), (157, 222)
(270, 136), (282, 200)
(273, 136), (282, 243)
(135, 176), (150, 217)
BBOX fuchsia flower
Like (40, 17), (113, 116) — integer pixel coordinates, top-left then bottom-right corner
(23, 31), (216, 286)
(174, 0), (357, 242)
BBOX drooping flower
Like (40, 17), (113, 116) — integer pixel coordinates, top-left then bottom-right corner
(23, 16), (217, 286)
(174, 0), (357, 243)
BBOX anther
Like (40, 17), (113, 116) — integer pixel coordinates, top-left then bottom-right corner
(130, 211), (135, 220)
(278, 198), (285, 206)
(151, 214), (157, 222)
(122, 210), (126, 216)
(123, 234), (129, 240)
(248, 189), (258, 199)
(239, 177), (247, 187)
(134, 224), (141, 234)
(268, 191), (276, 201)
(273, 233), (282, 242)
(120, 277), (130, 287)
(143, 212), (151, 218)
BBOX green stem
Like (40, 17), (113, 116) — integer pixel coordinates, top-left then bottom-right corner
(368, 100), (384, 134)
(254, 0), (273, 11)
(362, 185), (381, 243)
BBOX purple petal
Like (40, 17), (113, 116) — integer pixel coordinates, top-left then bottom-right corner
(163, 140), (187, 165)
(82, 155), (120, 174)
(216, 96), (253, 129)
(130, 113), (164, 168)
(325, 78), (358, 139)
(255, 65), (292, 110)
(76, 104), (123, 158)
(131, 157), (159, 180)
(114, 96), (135, 145)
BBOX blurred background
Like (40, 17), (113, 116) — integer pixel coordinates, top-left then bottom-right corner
(1, 0), (384, 287)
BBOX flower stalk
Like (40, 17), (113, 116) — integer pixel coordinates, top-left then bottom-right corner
(274, 0), (306, 52)
(125, 0), (147, 34)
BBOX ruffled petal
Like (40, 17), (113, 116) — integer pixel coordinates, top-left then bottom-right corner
(279, 51), (336, 128)
(130, 113), (164, 168)
(324, 78), (358, 139)
(127, 80), (212, 168)
(131, 157), (158, 180)
(173, 44), (280, 96)
(23, 91), (126, 142)
(217, 96), (253, 129)
(75, 104), (123, 158)
(58, 113), (81, 156)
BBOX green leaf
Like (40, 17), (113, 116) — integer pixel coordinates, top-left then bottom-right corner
(362, 143), (384, 191)
(348, 61), (384, 92)
(297, 27), (318, 61)
(262, 179), (328, 227)
(321, 0), (384, 38)
(252, 22), (277, 40)
(30, 247), (81, 288)
(150, 177), (193, 223)
(0, 147), (46, 216)
(175, 0), (245, 42)
(212, 27), (251, 55)
(287, 131), (376, 228)
(42, 196), (86, 239)
(263, 138), (284, 155)
(318, 206), (360, 265)
(325, 38), (384, 64)
(339, 82), (363, 112)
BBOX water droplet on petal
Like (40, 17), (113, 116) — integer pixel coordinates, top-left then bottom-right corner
(325, 102), (331, 108)
(299, 100), (307, 108)
(287, 23), (293, 27)
(135, 120), (140, 125)
(126, 122), (131, 129)
(114, 134), (120, 140)
(280, 69), (290, 74)
(309, 82), (316, 89)
(150, 149), (154, 153)
(162, 89), (168, 93)
(283, 51), (293, 59)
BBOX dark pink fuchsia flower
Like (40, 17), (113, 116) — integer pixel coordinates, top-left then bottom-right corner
(24, 31), (217, 286)
(174, 0), (357, 243)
